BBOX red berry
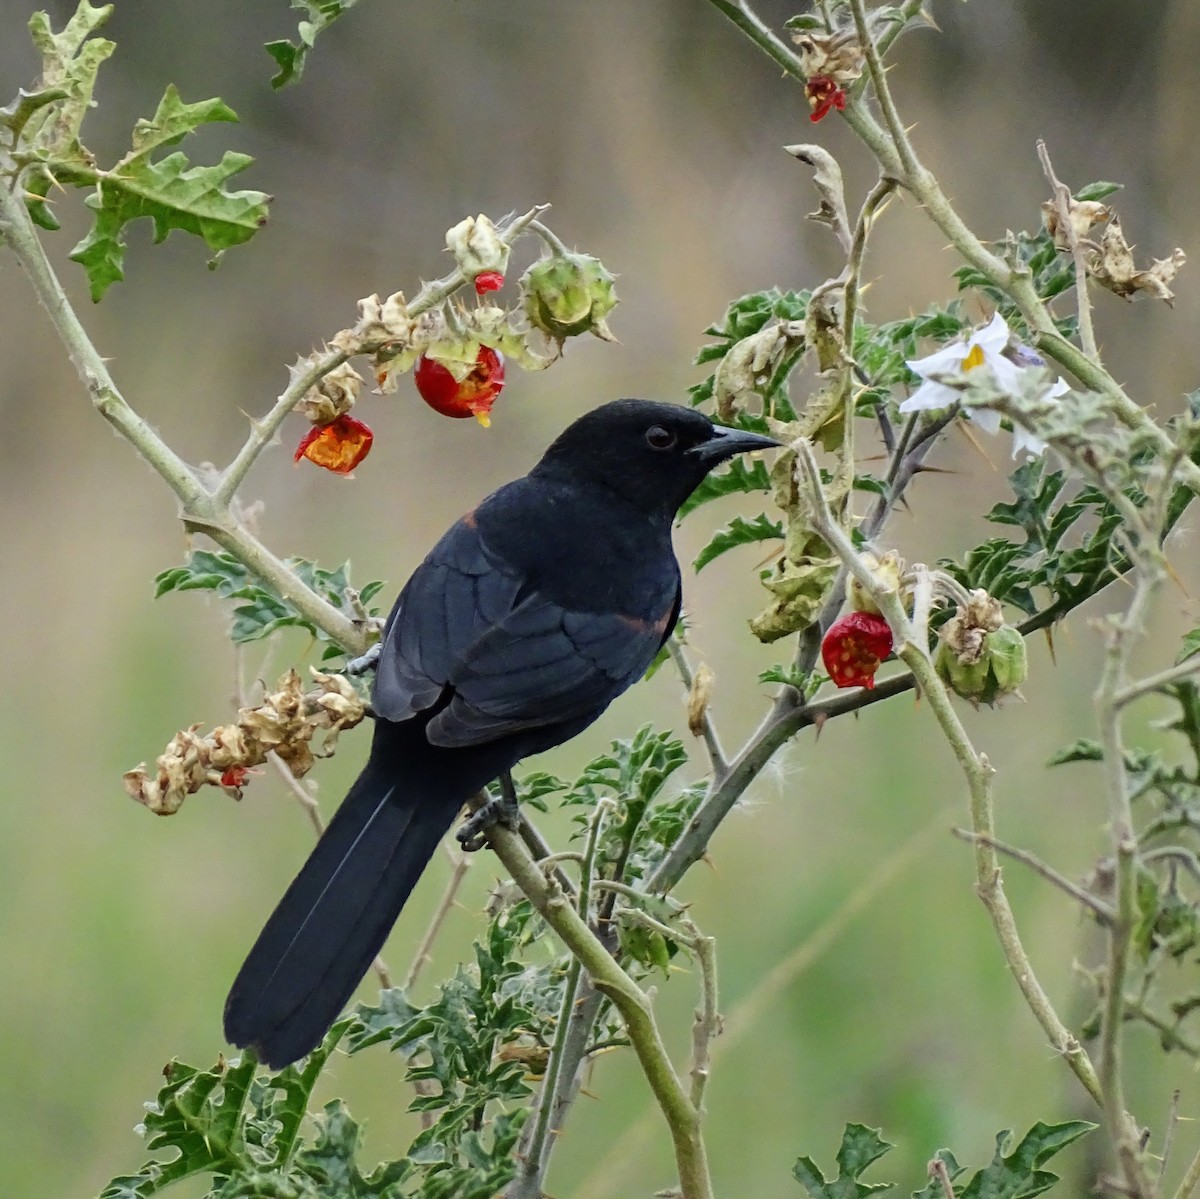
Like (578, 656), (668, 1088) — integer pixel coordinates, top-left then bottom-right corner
(473, 270), (505, 295)
(414, 346), (505, 427)
(294, 412), (374, 474)
(821, 611), (894, 689)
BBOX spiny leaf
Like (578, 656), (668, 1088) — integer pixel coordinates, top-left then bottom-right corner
(154, 549), (382, 653)
(793, 1123), (894, 1198)
(99, 1055), (255, 1197)
(955, 1120), (1094, 1199)
(67, 85), (269, 299)
(266, 0), (360, 88)
(695, 512), (783, 572)
(19, 1), (115, 227)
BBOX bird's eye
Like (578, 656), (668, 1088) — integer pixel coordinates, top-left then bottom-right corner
(645, 425), (677, 451)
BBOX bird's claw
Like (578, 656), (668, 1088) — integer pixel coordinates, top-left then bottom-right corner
(456, 776), (521, 852)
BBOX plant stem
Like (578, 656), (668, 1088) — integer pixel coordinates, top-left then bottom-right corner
(1037, 139), (1099, 362)
(704, 0), (807, 82)
(402, 849), (470, 991)
(793, 438), (1105, 1106)
(668, 636), (728, 781)
(215, 204), (548, 504)
(1114, 655), (1200, 709)
(1094, 561), (1162, 1199)
(485, 822), (713, 1199)
(686, 921), (720, 1112)
(952, 828), (1115, 924)
(0, 177), (206, 509)
(0, 174), (368, 654)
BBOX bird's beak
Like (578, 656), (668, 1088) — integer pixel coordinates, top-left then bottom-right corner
(688, 424), (780, 464)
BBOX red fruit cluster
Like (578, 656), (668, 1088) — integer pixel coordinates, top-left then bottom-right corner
(293, 412), (374, 474)
(415, 346), (505, 426)
(821, 610), (893, 689)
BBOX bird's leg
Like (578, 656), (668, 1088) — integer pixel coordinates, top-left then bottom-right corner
(456, 771), (522, 852)
(345, 643), (382, 675)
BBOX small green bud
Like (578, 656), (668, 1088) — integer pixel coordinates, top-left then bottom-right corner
(936, 621), (1028, 705)
(521, 252), (618, 341)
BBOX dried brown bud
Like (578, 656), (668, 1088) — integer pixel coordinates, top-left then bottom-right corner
(791, 29), (864, 85)
(1085, 216), (1186, 305)
(686, 661), (716, 738)
(123, 668), (367, 816)
(1041, 197), (1111, 248)
(296, 360), (364, 424)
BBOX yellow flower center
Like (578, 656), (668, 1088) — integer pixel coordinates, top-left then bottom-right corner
(961, 343), (986, 372)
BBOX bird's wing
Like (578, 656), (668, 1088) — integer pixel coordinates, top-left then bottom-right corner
(371, 514), (678, 747)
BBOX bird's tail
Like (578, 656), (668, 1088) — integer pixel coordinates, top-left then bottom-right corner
(223, 722), (476, 1069)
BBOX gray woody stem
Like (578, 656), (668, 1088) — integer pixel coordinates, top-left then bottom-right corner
(484, 821), (715, 1199)
(790, 437), (1105, 1108)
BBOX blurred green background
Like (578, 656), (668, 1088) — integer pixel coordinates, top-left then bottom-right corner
(3, 1), (1200, 1195)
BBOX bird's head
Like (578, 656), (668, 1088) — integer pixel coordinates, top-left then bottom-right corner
(533, 399), (778, 515)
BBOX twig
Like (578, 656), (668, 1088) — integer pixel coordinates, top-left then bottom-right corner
(1037, 139), (1099, 362)
(846, 0), (918, 178)
(512, 799), (612, 1199)
(402, 849), (471, 991)
(792, 437), (1105, 1107)
(703, 0), (808, 83)
(929, 1157), (957, 1199)
(0, 178), (370, 654)
(1123, 996), (1200, 1060)
(685, 919), (720, 1113)
(952, 828), (1115, 924)
(576, 812), (944, 1199)
(1159, 1090), (1182, 1186)
(1094, 561), (1164, 1199)
(484, 820), (714, 1199)
(667, 635), (728, 781)
(214, 204), (548, 505)
(513, 954), (586, 1197)
(1114, 656), (1200, 710)
(1175, 1140), (1200, 1199)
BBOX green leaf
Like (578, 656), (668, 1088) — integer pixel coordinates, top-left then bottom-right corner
(1047, 738), (1104, 767)
(955, 1121), (1094, 1199)
(67, 85), (270, 299)
(267, 0), (360, 88)
(760, 663), (820, 696)
(154, 549), (383, 653)
(1075, 180), (1123, 202)
(1177, 630), (1200, 664)
(793, 1123), (894, 1198)
(99, 1055), (255, 1197)
(694, 513), (783, 572)
(294, 1099), (412, 1195)
(18, 1), (116, 227)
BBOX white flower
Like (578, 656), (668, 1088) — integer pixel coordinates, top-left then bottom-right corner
(899, 312), (1066, 457)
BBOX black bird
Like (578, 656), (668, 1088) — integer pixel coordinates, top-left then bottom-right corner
(224, 399), (776, 1067)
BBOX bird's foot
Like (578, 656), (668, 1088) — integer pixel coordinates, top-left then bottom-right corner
(345, 644), (382, 675)
(456, 774), (521, 852)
